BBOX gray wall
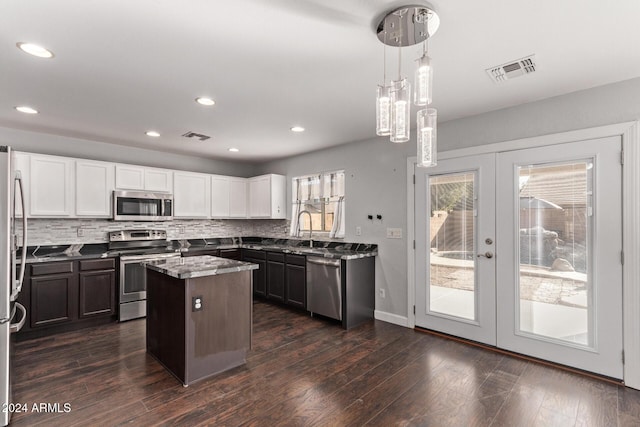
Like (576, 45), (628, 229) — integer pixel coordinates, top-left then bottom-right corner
(4, 77), (640, 320)
(0, 126), (259, 177)
(258, 77), (640, 319)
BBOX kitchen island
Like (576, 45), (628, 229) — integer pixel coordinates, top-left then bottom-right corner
(145, 255), (258, 386)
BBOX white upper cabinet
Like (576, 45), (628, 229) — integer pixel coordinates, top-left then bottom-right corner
(144, 167), (173, 192)
(173, 171), (211, 218)
(115, 165), (172, 192)
(229, 178), (248, 218)
(15, 150), (284, 221)
(29, 154), (74, 217)
(248, 174), (286, 219)
(115, 165), (145, 190)
(76, 160), (115, 217)
(211, 175), (231, 218)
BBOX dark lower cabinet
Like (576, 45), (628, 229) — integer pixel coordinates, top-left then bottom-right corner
(182, 249), (218, 257)
(31, 272), (78, 328)
(243, 250), (306, 309)
(266, 252), (285, 302)
(79, 259), (116, 319)
(17, 258), (116, 339)
(243, 249), (267, 297)
(219, 248), (241, 260)
(182, 248), (241, 260)
(285, 255), (306, 309)
(79, 270), (116, 318)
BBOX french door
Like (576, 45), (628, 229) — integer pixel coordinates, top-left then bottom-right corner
(415, 137), (623, 378)
(415, 153), (497, 344)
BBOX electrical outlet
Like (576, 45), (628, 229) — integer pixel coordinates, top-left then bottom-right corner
(77, 227), (84, 237)
(379, 288), (386, 298)
(178, 226), (185, 234)
(355, 226), (362, 236)
(192, 296), (203, 312)
(386, 228), (402, 239)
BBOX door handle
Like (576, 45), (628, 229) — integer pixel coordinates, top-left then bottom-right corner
(10, 303), (26, 333)
(477, 251), (494, 259)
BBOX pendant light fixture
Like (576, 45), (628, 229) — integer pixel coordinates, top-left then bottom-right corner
(376, 30), (391, 136)
(376, 5), (440, 166)
(417, 108), (437, 166)
(414, 41), (433, 106)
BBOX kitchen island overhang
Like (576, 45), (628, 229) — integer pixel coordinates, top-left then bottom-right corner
(145, 255), (258, 386)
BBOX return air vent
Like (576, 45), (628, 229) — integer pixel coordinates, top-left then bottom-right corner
(182, 131), (210, 141)
(486, 54), (537, 83)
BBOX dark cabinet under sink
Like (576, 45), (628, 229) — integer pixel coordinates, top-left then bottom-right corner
(243, 249), (306, 310)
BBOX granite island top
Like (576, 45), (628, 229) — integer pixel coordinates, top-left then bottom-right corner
(144, 255), (258, 280)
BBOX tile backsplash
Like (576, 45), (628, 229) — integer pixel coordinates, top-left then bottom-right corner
(20, 218), (291, 246)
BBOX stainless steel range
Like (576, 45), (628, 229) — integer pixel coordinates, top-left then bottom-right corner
(109, 230), (180, 321)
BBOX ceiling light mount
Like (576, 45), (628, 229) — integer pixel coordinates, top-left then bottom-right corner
(376, 5), (439, 47)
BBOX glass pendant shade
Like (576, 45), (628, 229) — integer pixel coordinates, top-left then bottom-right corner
(390, 78), (411, 143)
(376, 84), (391, 136)
(414, 54), (432, 106)
(417, 108), (437, 167)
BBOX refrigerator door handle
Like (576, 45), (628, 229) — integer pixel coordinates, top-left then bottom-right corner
(9, 302), (26, 333)
(12, 172), (27, 298)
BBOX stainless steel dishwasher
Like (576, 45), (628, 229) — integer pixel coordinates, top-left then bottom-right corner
(306, 257), (342, 321)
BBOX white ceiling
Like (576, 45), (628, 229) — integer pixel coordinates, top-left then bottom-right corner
(1, 0), (640, 162)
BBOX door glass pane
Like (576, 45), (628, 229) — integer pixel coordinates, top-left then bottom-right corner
(428, 172), (475, 320)
(518, 162), (591, 346)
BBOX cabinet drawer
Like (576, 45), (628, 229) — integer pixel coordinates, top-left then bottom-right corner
(219, 248), (241, 259)
(243, 249), (266, 260)
(286, 254), (306, 266)
(267, 252), (285, 263)
(31, 261), (74, 276)
(182, 249), (219, 257)
(79, 258), (115, 271)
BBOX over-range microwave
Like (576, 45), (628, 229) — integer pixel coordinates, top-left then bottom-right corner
(113, 190), (173, 221)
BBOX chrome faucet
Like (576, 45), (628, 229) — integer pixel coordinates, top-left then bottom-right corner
(298, 210), (313, 248)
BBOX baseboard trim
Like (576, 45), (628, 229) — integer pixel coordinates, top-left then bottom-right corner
(374, 310), (409, 327)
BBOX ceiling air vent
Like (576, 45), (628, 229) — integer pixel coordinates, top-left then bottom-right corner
(182, 131), (210, 141)
(486, 54), (537, 83)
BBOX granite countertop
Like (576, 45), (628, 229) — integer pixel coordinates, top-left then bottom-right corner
(145, 255), (258, 279)
(184, 237), (378, 260)
(18, 237), (378, 264)
(17, 243), (180, 264)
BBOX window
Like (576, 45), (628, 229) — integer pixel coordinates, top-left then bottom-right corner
(291, 170), (345, 238)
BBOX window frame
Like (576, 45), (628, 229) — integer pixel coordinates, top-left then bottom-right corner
(292, 170), (345, 235)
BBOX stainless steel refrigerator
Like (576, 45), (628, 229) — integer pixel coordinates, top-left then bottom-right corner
(1, 146), (27, 427)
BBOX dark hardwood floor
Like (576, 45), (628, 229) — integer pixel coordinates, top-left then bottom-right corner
(11, 300), (640, 426)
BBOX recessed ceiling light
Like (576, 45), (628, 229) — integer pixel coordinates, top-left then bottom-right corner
(196, 97), (215, 106)
(145, 131), (160, 137)
(228, 148), (239, 152)
(16, 42), (54, 58)
(290, 126), (305, 132)
(15, 106), (38, 114)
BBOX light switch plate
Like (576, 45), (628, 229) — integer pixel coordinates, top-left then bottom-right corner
(386, 228), (402, 239)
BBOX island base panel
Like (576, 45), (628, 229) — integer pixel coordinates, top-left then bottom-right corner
(146, 268), (252, 386)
